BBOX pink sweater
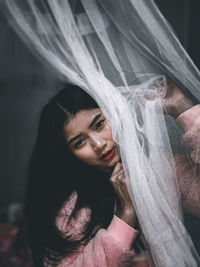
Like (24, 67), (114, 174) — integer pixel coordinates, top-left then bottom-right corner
(56, 105), (200, 267)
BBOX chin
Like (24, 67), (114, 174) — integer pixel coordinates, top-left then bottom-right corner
(105, 154), (120, 168)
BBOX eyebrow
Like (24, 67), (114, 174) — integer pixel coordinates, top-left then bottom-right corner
(88, 113), (102, 129)
(67, 113), (102, 145)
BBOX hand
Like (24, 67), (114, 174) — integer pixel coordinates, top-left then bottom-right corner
(109, 162), (137, 227)
(162, 79), (193, 118)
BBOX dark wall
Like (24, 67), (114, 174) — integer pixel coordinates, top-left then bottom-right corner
(0, 1), (199, 212)
(0, 14), (63, 213)
(156, 0), (200, 68)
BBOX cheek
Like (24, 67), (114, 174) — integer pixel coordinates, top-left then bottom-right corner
(104, 124), (114, 141)
(72, 145), (95, 163)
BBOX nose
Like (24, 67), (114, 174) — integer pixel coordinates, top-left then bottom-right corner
(90, 133), (106, 153)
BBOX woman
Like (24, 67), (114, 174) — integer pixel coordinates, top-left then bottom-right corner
(25, 81), (200, 267)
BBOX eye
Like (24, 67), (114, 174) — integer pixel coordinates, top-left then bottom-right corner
(95, 120), (105, 130)
(74, 139), (85, 148)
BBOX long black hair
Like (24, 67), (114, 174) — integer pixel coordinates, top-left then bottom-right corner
(26, 84), (120, 266)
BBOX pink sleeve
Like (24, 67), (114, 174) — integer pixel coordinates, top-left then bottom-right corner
(176, 105), (200, 163)
(175, 105), (200, 217)
(56, 194), (139, 267)
(59, 215), (138, 267)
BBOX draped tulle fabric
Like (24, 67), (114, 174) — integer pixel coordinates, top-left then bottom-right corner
(1, 0), (200, 266)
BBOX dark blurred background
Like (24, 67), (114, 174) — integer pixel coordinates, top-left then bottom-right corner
(0, 0), (199, 250)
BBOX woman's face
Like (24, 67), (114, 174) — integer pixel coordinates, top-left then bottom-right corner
(64, 108), (120, 173)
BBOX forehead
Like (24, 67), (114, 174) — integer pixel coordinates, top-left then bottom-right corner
(64, 108), (101, 137)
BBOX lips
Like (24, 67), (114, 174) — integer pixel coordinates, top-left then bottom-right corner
(100, 148), (115, 161)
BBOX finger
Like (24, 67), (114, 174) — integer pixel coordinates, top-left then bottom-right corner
(109, 170), (125, 186)
(115, 170), (125, 180)
(113, 167), (125, 179)
(112, 162), (122, 175)
(109, 169), (124, 183)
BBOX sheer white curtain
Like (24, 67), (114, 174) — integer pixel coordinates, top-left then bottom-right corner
(2, 0), (200, 266)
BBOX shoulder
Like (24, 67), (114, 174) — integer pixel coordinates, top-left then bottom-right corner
(56, 192), (91, 239)
(57, 191), (78, 223)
